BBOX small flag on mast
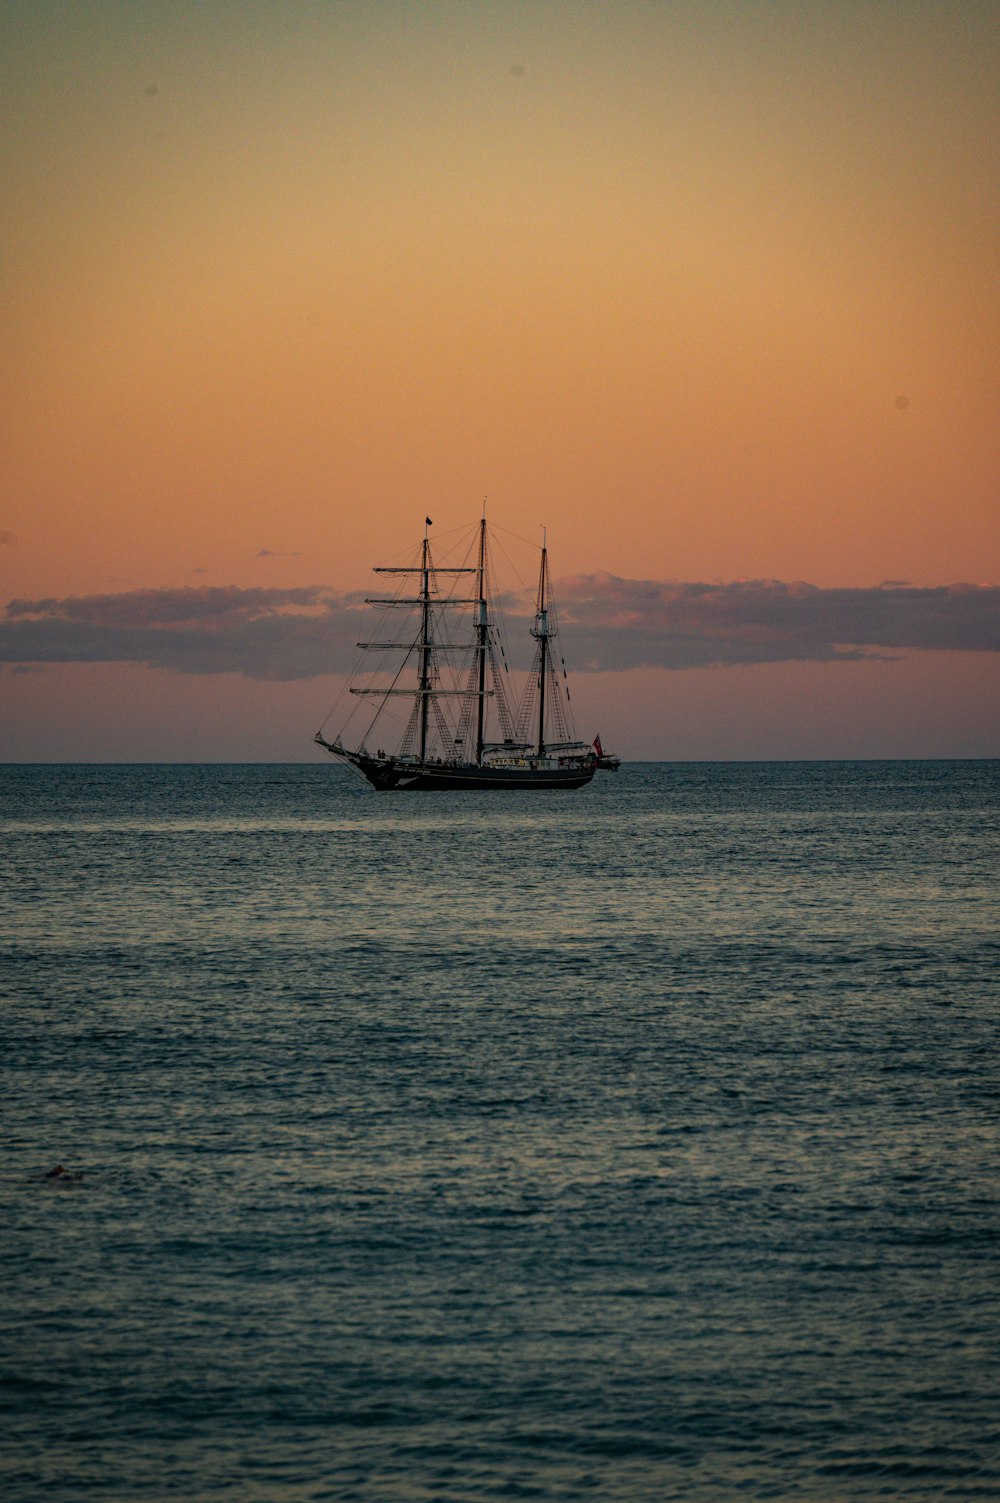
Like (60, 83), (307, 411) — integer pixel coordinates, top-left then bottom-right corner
(593, 734), (603, 757)
(426, 517), (433, 525)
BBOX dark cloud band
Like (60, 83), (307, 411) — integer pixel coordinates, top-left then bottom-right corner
(556, 575), (1000, 670)
(2, 577), (997, 680)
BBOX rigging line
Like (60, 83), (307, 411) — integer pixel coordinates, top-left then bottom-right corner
(353, 569), (431, 737)
(319, 537), (425, 733)
(430, 693), (456, 754)
(398, 694), (421, 757)
(316, 602), (373, 734)
(364, 532), (442, 647)
(426, 519), (471, 543)
(356, 634), (418, 742)
(433, 521), (480, 570)
(409, 518), (472, 559)
(484, 538), (532, 679)
(487, 518), (550, 555)
(317, 677), (352, 736)
(487, 527), (533, 597)
(366, 530), (428, 575)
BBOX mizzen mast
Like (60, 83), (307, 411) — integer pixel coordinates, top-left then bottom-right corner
(474, 513), (488, 767)
(531, 531), (552, 757)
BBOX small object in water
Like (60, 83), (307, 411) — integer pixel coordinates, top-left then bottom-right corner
(46, 1164), (66, 1178)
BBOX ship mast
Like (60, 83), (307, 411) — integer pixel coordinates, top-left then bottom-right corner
(358, 524), (477, 765)
(475, 515), (488, 766)
(418, 525), (431, 763)
(531, 532), (550, 757)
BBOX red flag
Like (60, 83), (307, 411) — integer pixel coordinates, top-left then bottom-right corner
(593, 734), (603, 757)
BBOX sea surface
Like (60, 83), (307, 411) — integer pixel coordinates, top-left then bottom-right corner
(2, 761), (998, 1502)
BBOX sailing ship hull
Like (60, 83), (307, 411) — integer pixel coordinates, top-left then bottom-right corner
(315, 517), (618, 792)
(348, 752), (596, 791)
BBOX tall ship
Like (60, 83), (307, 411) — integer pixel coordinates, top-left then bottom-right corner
(315, 516), (619, 791)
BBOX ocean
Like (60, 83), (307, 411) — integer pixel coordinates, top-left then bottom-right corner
(2, 760), (998, 1501)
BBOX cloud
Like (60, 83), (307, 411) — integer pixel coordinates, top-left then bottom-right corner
(555, 575), (1000, 670)
(1, 578), (997, 680)
(2, 586), (366, 680)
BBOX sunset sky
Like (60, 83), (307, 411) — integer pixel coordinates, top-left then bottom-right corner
(2, 0), (997, 760)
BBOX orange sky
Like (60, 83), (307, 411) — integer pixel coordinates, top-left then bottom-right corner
(1, 1), (997, 759)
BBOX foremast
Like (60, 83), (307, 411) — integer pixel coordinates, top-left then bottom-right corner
(342, 521), (483, 768)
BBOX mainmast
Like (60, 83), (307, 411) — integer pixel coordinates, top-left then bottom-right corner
(418, 525), (431, 763)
